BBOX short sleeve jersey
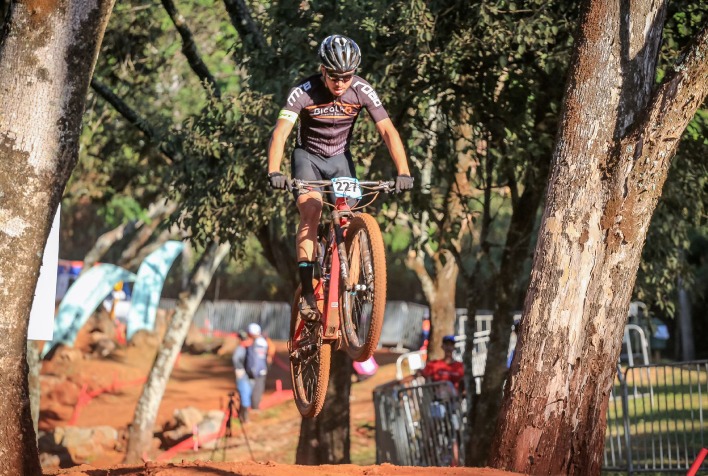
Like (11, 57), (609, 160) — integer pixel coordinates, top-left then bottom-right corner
(421, 359), (465, 390)
(278, 73), (389, 158)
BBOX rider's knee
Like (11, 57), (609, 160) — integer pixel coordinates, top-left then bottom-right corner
(297, 194), (323, 221)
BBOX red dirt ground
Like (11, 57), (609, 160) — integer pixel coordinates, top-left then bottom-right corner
(39, 335), (521, 476)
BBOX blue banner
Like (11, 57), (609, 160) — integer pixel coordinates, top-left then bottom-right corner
(126, 241), (184, 339)
(42, 264), (137, 357)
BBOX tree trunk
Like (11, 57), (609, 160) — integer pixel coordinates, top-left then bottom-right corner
(407, 249), (459, 359)
(677, 278), (695, 360)
(489, 1), (708, 473)
(295, 349), (352, 464)
(81, 199), (176, 273)
(0, 1), (114, 473)
(124, 241), (230, 463)
(467, 152), (551, 466)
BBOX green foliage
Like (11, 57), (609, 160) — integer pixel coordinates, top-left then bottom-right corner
(67, 0), (707, 316)
(634, 3), (708, 318)
(165, 91), (277, 255)
(97, 195), (150, 228)
(635, 110), (707, 317)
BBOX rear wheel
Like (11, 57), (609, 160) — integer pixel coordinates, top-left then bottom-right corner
(341, 213), (386, 362)
(289, 286), (331, 418)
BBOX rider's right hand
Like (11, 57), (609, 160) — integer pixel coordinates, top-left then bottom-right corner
(268, 172), (288, 190)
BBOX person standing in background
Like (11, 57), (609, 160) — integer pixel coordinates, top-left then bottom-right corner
(232, 323), (269, 422)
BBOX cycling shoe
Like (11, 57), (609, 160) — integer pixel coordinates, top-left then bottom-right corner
(299, 294), (321, 322)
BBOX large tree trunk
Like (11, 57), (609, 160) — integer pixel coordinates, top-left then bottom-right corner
(295, 349), (352, 464)
(124, 241), (230, 463)
(489, 1), (708, 473)
(0, 1), (114, 473)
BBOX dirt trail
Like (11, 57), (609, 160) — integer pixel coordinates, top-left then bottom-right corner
(40, 341), (521, 476)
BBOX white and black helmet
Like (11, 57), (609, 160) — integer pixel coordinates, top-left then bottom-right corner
(318, 35), (361, 73)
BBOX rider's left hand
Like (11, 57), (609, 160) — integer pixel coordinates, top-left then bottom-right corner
(395, 174), (414, 193)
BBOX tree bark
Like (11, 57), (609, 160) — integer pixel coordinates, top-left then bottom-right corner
(295, 349), (352, 464)
(0, 1), (114, 473)
(124, 240), (230, 463)
(489, 1), (707, 473)
(407, 249), (459, 359)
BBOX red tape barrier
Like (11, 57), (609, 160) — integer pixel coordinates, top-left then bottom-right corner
(68, 373), (148, 425)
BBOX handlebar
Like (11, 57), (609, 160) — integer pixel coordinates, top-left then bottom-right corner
(289, 178), (396, 193)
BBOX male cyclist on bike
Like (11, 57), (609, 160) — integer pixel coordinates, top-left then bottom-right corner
(267, 34), (413, 320)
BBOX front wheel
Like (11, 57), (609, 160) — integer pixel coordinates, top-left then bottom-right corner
(289, 286), (331, 418)
(341, 213), (387, 362)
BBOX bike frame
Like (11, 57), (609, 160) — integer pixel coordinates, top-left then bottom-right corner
(291, 179), (393, 348)
(316, 197), (352, 340)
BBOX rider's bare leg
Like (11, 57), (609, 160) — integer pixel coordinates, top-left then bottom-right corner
(296, 191), (322, 319)
(296, 191), (322, 260)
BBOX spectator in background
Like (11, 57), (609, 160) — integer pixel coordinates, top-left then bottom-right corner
(420, 316), (431, 350)
(420, 335), (465, 395)
(232, 323), (270, 422)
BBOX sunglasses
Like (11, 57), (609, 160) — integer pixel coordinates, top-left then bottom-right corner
(325, 71), (354, 83)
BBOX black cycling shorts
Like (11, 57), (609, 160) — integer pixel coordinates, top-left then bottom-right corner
(291, 148), (356, 200)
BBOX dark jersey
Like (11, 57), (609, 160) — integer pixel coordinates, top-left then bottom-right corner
(279, 74), (389, 157)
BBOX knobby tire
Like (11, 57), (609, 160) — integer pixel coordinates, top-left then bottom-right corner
(341, 213), (386, 362)
(289, 285), (331, 418)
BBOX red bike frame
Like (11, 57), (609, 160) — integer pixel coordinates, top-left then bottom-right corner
(319, 196), (350, 340)
(294, 196), (352, 343)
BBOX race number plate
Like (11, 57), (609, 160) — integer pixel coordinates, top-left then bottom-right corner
(331, 177), (362, 199)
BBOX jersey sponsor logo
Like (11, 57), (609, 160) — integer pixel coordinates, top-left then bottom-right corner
(287, 81), (311, 107)
(311, 103), (357, 117)
(353, 81), (382, 108)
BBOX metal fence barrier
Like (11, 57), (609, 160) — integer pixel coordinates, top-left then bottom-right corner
(604, 360), (708, 474)
(374, 380), (465, 467)
(375, 361), (708, 472)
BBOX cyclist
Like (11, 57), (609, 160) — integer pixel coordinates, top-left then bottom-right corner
(267, 34), (413, 320)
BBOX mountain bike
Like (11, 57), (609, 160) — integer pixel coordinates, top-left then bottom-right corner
(287, 177), (394, 418)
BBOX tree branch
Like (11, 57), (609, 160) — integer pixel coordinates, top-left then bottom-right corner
(161, 0), (221, 98)
(80, 199), (177, 274)
(406, 249), (435, 303)
(222, 0), (267, 51)
(90, 78), (157, 141)
(90, 78), (177, 163)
